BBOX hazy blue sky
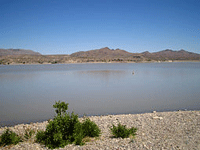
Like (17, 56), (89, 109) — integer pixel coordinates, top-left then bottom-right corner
(0, 0), (200, 54)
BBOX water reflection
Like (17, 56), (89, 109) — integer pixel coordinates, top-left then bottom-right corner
(75, 70), (128, 81)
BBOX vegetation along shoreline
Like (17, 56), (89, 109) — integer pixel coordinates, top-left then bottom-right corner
(0, 109), (199, 149)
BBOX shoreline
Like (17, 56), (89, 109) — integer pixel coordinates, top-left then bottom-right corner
(1, 60), (200, 66)
(1, 109), (198, 128)
(1, 110), (199, 149)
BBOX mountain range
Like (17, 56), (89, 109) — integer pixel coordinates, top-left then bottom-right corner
(0, 47), (200, 65)
(70, 47), (200, 61)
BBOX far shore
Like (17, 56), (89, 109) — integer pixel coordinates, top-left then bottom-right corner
(1, 59), (200, 66)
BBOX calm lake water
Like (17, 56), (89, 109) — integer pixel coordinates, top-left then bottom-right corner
(0, 62), (200, 126)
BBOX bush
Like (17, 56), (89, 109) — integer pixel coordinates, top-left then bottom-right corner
(73, 122), (84, 145)
(24, 128), (35, 140)
(110, 123), (137, 138)
(0, 129), (22, 147)
(82, 118), (101, 137)
(53, 101), (68, 116)
(36, 101), (101, 149)
(35, 130), (46, 144)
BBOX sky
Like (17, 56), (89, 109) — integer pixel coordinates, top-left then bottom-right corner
(0, 0), (200, 55)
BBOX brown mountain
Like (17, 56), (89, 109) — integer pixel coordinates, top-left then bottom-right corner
(0, 48), (41, 56)
(71, 47), (200, 61)
(70, 47), (134, 58)
(143, 49), (200, 61)
(0, 47), (200, 65)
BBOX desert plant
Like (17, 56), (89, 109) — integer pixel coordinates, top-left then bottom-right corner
(35, 130), (46, 144)
(36, 101), (101, 149)
(110, 123), (137, 138)
(73, 121), (84, 145)
(53, 100), (68, 116)
(36, 104), (80, 148)
(24, 128), (35, 140)
(82, 118), (101, 137)
(0, 129), (22, 147)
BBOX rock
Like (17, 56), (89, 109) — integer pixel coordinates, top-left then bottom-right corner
(153, 116), (163, 120)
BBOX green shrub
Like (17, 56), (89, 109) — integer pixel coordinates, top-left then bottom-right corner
(73, 122), (84, 145)
(110, 123), (137, 138)
(0, 129), (22, 147)
(36, 101), (101, 149)
(24, 128), (35, 140)
(53, 101), (68, 116)
(35, 130), (46, 144)
(82, 118), (101, 137)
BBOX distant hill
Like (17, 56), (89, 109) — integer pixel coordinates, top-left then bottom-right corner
(0, 49), (41, 56)
(70, 47), (134, 58)
(0, 47), (200, 65)
(71, 47), (200, 61)
(142, 49), (200, 61)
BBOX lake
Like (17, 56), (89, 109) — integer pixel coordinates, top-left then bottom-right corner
(0, 62), (200, 126)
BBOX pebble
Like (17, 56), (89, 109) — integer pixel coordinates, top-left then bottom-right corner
(153, 116), (163, 120)
(0, 110), (199, 150)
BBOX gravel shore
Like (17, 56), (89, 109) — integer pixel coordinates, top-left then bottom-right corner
(0, 110), (199, 150)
